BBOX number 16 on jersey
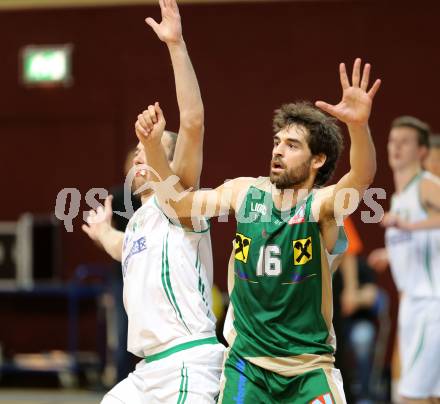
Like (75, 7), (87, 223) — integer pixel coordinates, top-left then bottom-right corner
(256, 245), (282, 277)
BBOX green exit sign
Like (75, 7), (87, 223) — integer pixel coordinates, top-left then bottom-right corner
(21, 45), (73, 87)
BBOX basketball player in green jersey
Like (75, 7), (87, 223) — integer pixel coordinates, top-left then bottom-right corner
(136, 59), (381, 403)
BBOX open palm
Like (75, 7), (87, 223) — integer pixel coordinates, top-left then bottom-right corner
(145, 0), (182, 44)
(316, 59), (381, 126)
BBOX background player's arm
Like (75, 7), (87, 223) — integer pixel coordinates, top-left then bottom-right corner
(408, 177), (440, 229)
(381, 179), (440, 230)
(367, 247), (389, 272)
(314, 59), (381, 222)
(339, 253), (360, 316)
(82, 196), (124, 262)
(146, 0), (204, 190)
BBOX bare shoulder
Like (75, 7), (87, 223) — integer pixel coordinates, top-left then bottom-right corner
(225, 176), (260, 190)
(421, 173), (440, 190)
(420, 173), (440, 208)
(224, 177), (261, 212)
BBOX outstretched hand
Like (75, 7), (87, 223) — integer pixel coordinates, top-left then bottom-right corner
(145, 0), (183, 44)
(315, 58), (381, 127)
(82, 195), (113, 243)
(135, 102), (166, 144)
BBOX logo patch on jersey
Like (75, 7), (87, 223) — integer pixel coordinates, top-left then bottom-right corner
(289, 203), (306, 225)
(250, 202), (267, 216)
(293, 237), (312, 265)
(234, 233), (251, 263)
(122, 236), (147, 276)
(310, 393), (334, 404)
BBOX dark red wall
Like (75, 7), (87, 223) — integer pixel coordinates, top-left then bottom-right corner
(1, 1), (439, 292)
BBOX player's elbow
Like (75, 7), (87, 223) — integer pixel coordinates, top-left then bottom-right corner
(111, 252), (122, 262)
(179, 111), (204, 134)
(366, 158), (377, 184)
(354, 164), (376, 188)
(364, 166), (376, 187)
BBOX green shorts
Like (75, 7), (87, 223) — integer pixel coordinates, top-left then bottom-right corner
(218, 349), (346, 403)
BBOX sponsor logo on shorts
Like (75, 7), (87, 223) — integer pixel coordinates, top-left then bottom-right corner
(234, 233), (251, 263)
(293, 236), (312, 265)
(310, 393), (334, 404)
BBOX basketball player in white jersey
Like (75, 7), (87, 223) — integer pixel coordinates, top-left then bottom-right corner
(82, 1), (224, 402)
(371, 117), (440, 404)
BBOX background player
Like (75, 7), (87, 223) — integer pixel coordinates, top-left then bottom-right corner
(136, 58), (380, 403)
(83, 0), (224, 402)
(368, 132), (440, 271)
(368, 117), (440, 404)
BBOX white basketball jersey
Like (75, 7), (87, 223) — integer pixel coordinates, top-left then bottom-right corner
(121, 196), (217, 358)
(385, 171), (440, 297)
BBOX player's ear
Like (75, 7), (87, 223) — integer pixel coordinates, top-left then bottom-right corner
(312, 153), (326, 170)
(419, 145), (429, 161)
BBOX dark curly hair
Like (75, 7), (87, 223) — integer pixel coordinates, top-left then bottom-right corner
(273, 102), (343, 186)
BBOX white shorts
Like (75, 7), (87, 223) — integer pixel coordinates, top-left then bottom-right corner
(101, 342), (225, 404)
(398, 296), (440, 399)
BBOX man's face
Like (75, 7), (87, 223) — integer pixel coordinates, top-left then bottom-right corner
(132, 142), (149, 192)
(132, 135), (173, 195)
(387, 127), (424, 170)
(270, 125), (314, 189)
(424, 147), (440, 177)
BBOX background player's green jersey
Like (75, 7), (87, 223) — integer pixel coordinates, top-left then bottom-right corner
(224, 177), (347, 377)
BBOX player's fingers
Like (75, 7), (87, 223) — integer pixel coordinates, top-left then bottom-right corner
(96, 205), (104, 216)
(86, 211), (95, 224)
(339, 63), (350, 89)
(145, 17), (159, 33)
(368, 79), (382, 99)
(159, 0), (166, 10)
(352, 58), (361, 87)
(104, 195), (113, 212)
(148, 104), (157, 123)
(155, 102), (164, 119)
(142, 110), (154, 131)
(92, 209), (101, 223)
(135, 121), (149, 138)
(315, 100), (336, 116)
(169, 0), (178, 12)
(360, 63), (370, 91)
(137, 114), (149, 131)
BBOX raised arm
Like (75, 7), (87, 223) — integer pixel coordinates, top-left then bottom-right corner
(82, 196), (124, 262)
(315, 59), (381, 221)
(146, 0), (204, 189)
(135, 103), (250, 222)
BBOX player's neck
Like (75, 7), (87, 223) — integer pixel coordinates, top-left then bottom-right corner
(393, 163), (422, 194)
(271, 182), (313, 211)
(141, 191), (154, 204)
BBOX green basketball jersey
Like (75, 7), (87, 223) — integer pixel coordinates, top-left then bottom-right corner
(224, 177), (347, 377)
